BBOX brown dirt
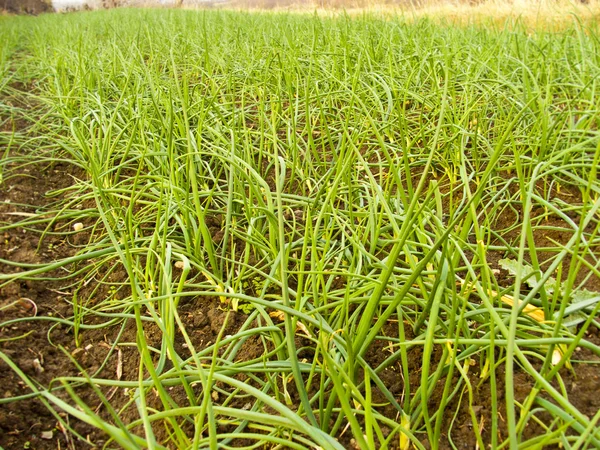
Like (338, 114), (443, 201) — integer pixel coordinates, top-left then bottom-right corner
(359, 320), (600, 450)
(0, 155), (266, 448)
(0, 158), (105, 449)
(2, 152), (600, 449)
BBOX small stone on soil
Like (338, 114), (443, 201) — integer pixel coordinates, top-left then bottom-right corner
(40, 430), (53, 440)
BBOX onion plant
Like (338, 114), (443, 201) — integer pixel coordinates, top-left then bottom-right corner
(1, 8), (600, 449)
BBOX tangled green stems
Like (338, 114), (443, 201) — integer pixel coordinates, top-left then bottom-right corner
(1, 9), (600, 449)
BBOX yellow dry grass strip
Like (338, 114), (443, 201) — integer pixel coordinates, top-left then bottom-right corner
(405, 0), (600, 30)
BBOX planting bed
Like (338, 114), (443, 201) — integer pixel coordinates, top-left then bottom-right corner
(1, 9), (600, 449)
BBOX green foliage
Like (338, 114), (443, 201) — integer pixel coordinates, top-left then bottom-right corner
(1, 9), (600, 449)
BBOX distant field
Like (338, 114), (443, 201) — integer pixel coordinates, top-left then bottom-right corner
(1, 8), (599, 449)
(38, 0), (600, 28)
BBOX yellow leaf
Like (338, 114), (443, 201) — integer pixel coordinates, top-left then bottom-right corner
(269, 311), (311, 337)
(460, 280), (545, 322)
(495, 291), (545, 322)
(399, 413), (411, 450)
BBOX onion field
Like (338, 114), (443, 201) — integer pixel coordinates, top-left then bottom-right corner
(1, 8), (600, 449)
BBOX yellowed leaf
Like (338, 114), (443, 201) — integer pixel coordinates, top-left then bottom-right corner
(269, 311), (311, 337)
(399, 413), (411, 450)
(460, 280), (545, 322)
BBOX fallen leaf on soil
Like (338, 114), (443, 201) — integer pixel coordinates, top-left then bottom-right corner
(494, 291), (545, 322)
(460, 280), (545, 322)
(269, 311), (311, 337)
(269, 311), (285, 321)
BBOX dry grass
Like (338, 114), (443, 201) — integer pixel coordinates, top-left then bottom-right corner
(63, 0), (600, 29)
(404, 0), (600, 28)
(144, 0), (600, 30)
